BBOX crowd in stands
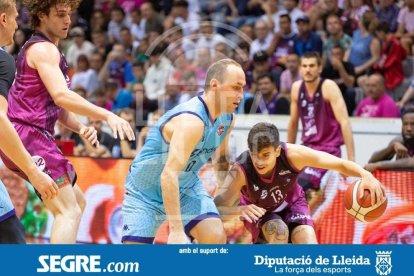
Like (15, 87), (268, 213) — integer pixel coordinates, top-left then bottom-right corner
(7, 0), (414, 159)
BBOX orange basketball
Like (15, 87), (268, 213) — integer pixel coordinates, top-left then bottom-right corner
(344, 180), (387, 222)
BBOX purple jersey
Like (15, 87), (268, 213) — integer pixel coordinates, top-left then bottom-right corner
(237, 143), (300, 211)
(7, 31), (70, 134)
(298, 79), (343, 148)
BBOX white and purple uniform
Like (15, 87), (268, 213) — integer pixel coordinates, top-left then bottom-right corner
(237, 143), (313, 243)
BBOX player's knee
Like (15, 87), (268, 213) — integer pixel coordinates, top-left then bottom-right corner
(291, 226), (318, 244)
(77, 193), (86, 213)
(197, 226), (227, 244)
(59, 205), (83, 223)
(262, 219), (289, 244)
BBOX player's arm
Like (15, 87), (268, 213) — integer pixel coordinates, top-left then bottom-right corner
(324, 80), (355, 161)
(119, 140), (136, 158)
(27, 42), (134, 141)
(211, 116), (235, 187)
(364, 157), (414, 172)
(58, 110), (99, 147)
(161, 114), (205, 244)
(288, 143), (385, 205)
(214, 164), (266, 223)
(368, 137), (404, 163)
(287, 81), (301, 144)
(0, 55), (57, 199)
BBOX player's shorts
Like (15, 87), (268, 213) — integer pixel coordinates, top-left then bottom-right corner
(0, 214), (25, 244)
(0, 181), (15, 223)
(296, 144), (341, 191)
(0, 122), (77, 198)
(241, 183), (314, 243)
(121, 181), (220, 244)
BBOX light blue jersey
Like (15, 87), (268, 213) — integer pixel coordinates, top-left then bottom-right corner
(122, 96), (233, 243)
(0, 181), (15, 222)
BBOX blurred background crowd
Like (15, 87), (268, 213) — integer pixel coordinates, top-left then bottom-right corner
(6, 0), (414, 158)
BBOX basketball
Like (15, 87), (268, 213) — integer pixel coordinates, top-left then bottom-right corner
(344, 180), (387, 222)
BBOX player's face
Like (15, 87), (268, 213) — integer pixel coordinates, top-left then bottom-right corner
(300, 57), (321, 83)
(3, 5), (18, 46)
(216, 65), (245, 114)
(40, 4), (72, 40)
(402, 113), (414, 141)
(250, 146), (280, 175)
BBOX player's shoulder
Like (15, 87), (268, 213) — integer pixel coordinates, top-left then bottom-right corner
(26, 41), (59, 58)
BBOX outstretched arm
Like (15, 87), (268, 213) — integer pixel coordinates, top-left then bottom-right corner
(27, 42), (135, 141)
(288, 143), (385, 205)
(161, 114), (205, 244)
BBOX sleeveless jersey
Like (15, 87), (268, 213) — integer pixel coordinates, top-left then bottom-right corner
(127, 96), (233, 199)
(7, 31), (70, 134)
(298, 79), (343, 147)
(237, 143), (300, 211)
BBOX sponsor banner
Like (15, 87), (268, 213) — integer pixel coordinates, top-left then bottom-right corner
(0, 245), (411, 275)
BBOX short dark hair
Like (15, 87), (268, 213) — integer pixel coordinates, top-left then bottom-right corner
(247, 123), (280, 153)
(375, 21), (390, 34)
(256, 73), (273, 83)
(173, 0), (189, 8)
(301, 51), (321, 66)
(280, 13), (291, 23)
(402, 106), (414, 119)
(204, 59), (242, 89)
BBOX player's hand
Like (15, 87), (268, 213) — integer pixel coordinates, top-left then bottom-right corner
(239, 204), (266, 223)
(167, 230), (190, 244)
(363, 163), (378, 172)
(393, 142), (409, 159)
(27, 170), (59, 200)
(106, 113), (135, 141)
(80, 126), (99, 148)
(359, 173), (385, 206)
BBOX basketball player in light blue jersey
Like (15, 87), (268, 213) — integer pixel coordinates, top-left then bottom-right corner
(122, 59), (245, 244)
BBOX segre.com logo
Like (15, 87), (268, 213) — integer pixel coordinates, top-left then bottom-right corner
(37, 255), (139, 273)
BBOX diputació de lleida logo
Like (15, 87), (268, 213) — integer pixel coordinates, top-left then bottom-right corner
(375, 251), (392, 276)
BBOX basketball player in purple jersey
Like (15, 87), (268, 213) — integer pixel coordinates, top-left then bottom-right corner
(0, 0), (57, 244)
(214, 123), (384, 244)
(0, 0), (135, 244)
(287, 52), (355, 192)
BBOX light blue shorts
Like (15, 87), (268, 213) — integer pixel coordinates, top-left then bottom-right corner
(121, 182), (219, 243)
(0, 181), (15, 222)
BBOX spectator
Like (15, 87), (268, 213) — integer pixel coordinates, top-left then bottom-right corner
(323, 13), (352, 61)
(143, 44), (174, 100)
(347, 11), (380, 77)
(322, 45), (356, 115)
(195, 18), (226, 52)
(55, 122), (83, 156)
(161, 79), (182, 112)
(280, 53), (302, 95)
(104, 79), (134, 112)
(354, 74), (400, 118)
(90, 9), (108, 32)
(397, 79), (414, 109)
(91, 29), (112, 59)
(119, 27), (139, 59)
(168, 0), (200, 36)
(128, 61), (146, 87)
(251, 73), (290, 115)
(130, 8), (145, 41)
(343, 0), (371, 33)
(372, 21), (407, 92)
(140, 1), (164, 34)
(99, 43), (134, 88)
(66, 27), (96, 69)
(70, 54), (101, 96)
(314, 0), (349, 35)
(260, 0), (280, 33)
(248, 51), (281, 93)
(166, 25), (196, 61)
(249, 20), (274, 59)
(280, 0), (305, 33)
(294, 15), (323, 57)
(107, 6), (129, 43)
(131, 83), (158, 130)
(365, 107), (414, 172)
(193, 48), (212, 87)
(94, 88), (113, 111)
(396, 0), (414, 55)
(267, 14), (297, 68)
(376, 0), (400, 33)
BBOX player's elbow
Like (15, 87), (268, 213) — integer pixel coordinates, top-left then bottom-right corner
(160, 169), (179, 187)
(53, 91), (69, 107)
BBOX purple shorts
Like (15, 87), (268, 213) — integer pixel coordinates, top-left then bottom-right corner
(242, 183), (314, 243)
(0, 122), (76, 190)
(296, 144), (341, 191)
